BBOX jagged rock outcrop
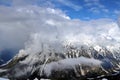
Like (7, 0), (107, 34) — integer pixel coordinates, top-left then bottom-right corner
(0, 45), (120, 80)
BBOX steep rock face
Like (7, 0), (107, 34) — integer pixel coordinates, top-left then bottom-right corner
(0, 45), (120, 80)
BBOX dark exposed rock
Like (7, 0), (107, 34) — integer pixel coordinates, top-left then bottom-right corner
(0, 46), (120, 80)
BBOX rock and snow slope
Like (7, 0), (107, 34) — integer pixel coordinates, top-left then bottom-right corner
(0, 5), (120, 80)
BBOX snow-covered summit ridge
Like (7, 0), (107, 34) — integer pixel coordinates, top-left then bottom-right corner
(0, 44), (120, 80)
(0, 6), (120, 80)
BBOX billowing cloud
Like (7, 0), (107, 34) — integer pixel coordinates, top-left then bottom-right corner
(0, 5), (70, 53)
(0, 1), (120, 79)
(0, 4), (120, 56)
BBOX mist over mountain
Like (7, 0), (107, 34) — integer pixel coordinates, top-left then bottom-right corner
(0, 0), (120, 80)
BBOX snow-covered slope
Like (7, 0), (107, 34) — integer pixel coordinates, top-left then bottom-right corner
(0, 45), (120, 80)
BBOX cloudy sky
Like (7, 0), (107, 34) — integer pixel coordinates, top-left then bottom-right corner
(0, 0), (120, 64)
(0, 0), (120, 20)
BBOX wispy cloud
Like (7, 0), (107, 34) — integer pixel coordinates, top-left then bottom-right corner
(102, 8), (109, 13)
(114, 10), (120, 15)
(84, 0), (99, 3)
(57, 0), (82, 11)
(84, 0), (109, 13)
(89, 7), (100, 13)
(115, 1), (120, 6)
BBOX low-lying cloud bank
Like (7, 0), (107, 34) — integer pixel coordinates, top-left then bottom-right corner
(0, 2), (120, 59)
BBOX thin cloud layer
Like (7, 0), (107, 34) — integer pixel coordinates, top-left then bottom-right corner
(57, 0), (82, 11)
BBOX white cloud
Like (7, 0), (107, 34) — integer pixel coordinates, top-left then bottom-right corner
(84, 0), (109, 13)
(43, 57), (101, 76)
(84, 0), (100, 6)
(57, 0), (82, 11)
(0, 4), (119, 55)
(89, 7), (100, 13)
(84, 0), (99, 3)
(0, 0), (119, 62)
(114, 10), (120, 14)
(102, 8), (109, 13)
(0, 5), (71, 53)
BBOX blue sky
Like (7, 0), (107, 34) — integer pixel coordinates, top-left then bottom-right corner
(0, 0), (120, 65)
(51, 0), (120, 20)
(0, 0), (120, 20)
